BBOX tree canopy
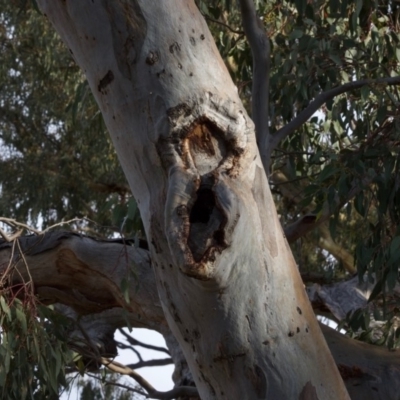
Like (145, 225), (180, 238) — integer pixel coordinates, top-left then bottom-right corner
(1, 0), (400, 398)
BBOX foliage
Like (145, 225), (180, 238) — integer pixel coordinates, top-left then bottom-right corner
(198, 0), (400, 281)
(0, 1), (141, 237)
(0, 294), (73, 399)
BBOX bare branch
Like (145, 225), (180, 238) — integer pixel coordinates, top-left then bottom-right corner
(0, 227), (23, 242)
(127, 358), (173, 369)
(116, 340), (143, 362)
(100, 358), (199, 399)
(118, 328), (170, 355)
(204, 15), (244, 34)
(0, 217), (41, 236)
(270, 75), (400, 151)
(0, 217), (84, 238)
(238, 0), (271, 172)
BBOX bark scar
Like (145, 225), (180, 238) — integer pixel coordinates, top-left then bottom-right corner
(98, 70), (114, 93)
(158, 94), (252, 280)
(299, 381), (319, 400)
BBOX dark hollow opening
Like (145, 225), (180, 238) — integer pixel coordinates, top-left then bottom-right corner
(189, 187), (215, 224)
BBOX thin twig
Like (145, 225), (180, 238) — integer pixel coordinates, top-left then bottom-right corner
(127, 358), (173, 370)
(42, 217), (84, 232)
(0, 239), (17, 289)
(205, 15), (244, 34)
(0, 227), (23, 242)
(119, 328), (170, 355)
(0, 217), (84, 241)
(16, 239), (34, 292)
(0, 217), (41, 235)
(116, 340), (143, 362)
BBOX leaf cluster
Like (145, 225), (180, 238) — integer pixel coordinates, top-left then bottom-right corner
(0, 1), (140, 237)
(0, 296), (73, 399)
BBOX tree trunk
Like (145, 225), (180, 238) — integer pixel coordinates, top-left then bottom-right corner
(37, 1), (349, 399)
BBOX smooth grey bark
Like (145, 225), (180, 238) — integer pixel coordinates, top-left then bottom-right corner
(36, 1), (349, 399)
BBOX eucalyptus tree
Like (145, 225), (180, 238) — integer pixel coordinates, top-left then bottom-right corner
(1, 0), (400, 399)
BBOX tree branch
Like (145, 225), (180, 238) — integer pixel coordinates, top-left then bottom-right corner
(118, 328), (170, 355)
(127, 358), (173, 370)
(238, 0), (271, 172)
(100, 358), (199, 399)
(270, 75), (400, 151)
(116, 340), (143, 362)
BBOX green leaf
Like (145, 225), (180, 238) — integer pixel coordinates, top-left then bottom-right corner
(360, 85), (369, 101)
(76, 357), (86, 376)
(121, 277), (131, 304)
(127, 197), (138, 220)
(354, 192), (365, 217)
(294, 0), (307, 15)
(368, 275), (386, 302)
(329, 0), (340, 15)
(329, 53), (342, 66)
(387, 268), (397, 291)
(318, 164), (338, 182)
(0, 297), (11, 321)
(15, 308), (27, 334)
(389, 236), (400, 266)
(290, 29), (303, 40)
(4, 348), (10, 375)
(337, 174), (350, 198)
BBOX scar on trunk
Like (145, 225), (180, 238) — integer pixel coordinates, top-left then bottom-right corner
(160, 97), (249, 279)
(98, 70), (114, 93)
(299, 381), (319, 400)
